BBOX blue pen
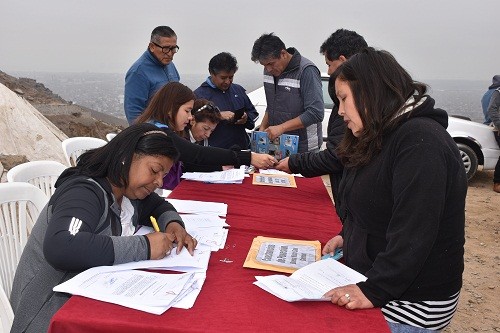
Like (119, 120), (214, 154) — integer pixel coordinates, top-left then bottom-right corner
(321, 248), (343, 260)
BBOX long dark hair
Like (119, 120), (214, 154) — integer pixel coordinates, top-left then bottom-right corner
(135, 82), (195, 136)
(76, 123), (179, 188)
(336, 47), (427, 167)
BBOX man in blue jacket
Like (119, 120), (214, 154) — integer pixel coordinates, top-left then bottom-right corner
(124, 26), (180, 124)
(194, 52), (258, 149)
(481, 75), (500, 124)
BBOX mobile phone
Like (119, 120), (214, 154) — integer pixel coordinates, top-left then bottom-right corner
(233, 107), (246, 121)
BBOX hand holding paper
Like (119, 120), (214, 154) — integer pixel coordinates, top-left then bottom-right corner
(323, 283), (374, 310)
(254, 258), (366, 302)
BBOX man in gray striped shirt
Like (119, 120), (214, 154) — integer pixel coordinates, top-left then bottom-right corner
(251, 33), (324, 153)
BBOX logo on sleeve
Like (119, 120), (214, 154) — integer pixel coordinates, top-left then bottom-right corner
(68, 217), (83, 236)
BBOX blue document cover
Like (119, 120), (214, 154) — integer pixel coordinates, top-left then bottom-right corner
(251, 131), (299, 160)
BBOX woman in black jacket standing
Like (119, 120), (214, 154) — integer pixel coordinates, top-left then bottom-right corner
(322, 48), (467, 332)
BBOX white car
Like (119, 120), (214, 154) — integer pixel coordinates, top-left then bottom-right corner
(248, 74), (500, 180)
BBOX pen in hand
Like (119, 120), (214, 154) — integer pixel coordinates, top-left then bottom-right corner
(150, 216), (176, 257)
(150, 216), (160, 232)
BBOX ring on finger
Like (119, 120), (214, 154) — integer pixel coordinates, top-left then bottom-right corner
(344, 293), (351, 302)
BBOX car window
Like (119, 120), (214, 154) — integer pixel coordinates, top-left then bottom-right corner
(322, 79), (334, 109)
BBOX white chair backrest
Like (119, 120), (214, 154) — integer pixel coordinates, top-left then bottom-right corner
(106, 133), (117, 141)
(7, 160), (68, 197)
(0, 182), (48, 298)
(0, 282), (13, 333)
(61, 137), (107, 167)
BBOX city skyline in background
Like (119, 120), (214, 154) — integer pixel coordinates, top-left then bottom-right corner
(1, 0), (498, 81)
(7, 71), (488, 124)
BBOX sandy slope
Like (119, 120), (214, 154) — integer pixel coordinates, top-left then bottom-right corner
(445, 170), (500, 332)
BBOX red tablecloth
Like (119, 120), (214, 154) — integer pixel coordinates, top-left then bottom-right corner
(48, 176), (390, 333)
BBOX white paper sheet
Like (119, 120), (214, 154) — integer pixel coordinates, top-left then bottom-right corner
(180, 214), (229, 228)
(137, 217), (228, 252)
(53, 267), (198, 314)
(167, 199), (228, 216)
(181, 168), (245, 184)
(92, 243), (212, 273)
(257, 168), (303, 177)
(172, 272), (207, 309)
(188, 227), (228, 251)
(254, 258), (367, 302)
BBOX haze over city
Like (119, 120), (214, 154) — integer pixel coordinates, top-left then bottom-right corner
(1, 0), (498, 81)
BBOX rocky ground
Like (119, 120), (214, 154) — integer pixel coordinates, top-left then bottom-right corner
(445, 170), (500, 332)
(0, 70), (125, 140)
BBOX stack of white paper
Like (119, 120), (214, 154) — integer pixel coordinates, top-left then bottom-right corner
(258, 168), (303, 177)
(54, 266), (206, 314)
(137, 218), (228, 252)
(254, 258), (367, 302)
(167, 199), (228, 217)
(54, 198), (234, 315)
(180, 214), (229, 251)
(181, 168), (245, 184)
(109, 242), (212, 273)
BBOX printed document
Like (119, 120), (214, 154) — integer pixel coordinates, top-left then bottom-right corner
(254, 258), (367, 302)
(54, 267), (200, 314)
(181, 168), (245, 184)
(252, 173), (297, 188)
(93, 242), (212, 273)
(244, 236), (321, 274)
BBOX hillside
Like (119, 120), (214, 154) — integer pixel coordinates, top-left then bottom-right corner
(0, 70), (125, 139)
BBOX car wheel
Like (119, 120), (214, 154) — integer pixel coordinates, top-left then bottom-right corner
(457, 143), (478, 180)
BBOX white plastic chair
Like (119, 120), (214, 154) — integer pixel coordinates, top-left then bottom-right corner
(0, 282), (13, 333)
(0, 182), (48, 298)
(106, 132), (117, 141)
(61, 137), (107, 166)
(7, 160), (67, 197)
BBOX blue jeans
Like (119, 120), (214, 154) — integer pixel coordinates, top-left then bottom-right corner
(388, 322), (440, 333)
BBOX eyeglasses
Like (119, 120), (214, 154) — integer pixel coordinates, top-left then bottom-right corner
(194, 103), (220, 114)
(151, 42), (179, 54)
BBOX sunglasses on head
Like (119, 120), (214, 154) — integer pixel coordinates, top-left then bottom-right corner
(194, 103), (220, 114)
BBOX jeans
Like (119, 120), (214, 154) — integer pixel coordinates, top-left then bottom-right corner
(388, 322), (441, 333)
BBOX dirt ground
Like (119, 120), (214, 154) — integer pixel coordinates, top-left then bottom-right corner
(322, 170), (500, 332)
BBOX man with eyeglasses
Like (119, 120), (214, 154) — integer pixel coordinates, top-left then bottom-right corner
(124, 26), (180, 124)
(194, 52), (259, 149)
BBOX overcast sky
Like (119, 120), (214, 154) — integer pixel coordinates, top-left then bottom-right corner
(1, 0), (498, 81)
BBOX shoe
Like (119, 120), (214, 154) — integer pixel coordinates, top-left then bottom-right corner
(494, 183), (500, 193)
